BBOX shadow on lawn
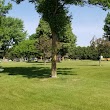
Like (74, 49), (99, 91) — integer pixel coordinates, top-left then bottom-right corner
(2, 67), (76, 78)
(78, 64), (99, 66)
(57, 68), (77, 75)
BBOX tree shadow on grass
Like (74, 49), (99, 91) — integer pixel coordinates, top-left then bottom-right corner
(57, 68), (77, 75)
(78, 64), (99, 66)
(2, 67), (50, 78)
(1, 67), (77, 79)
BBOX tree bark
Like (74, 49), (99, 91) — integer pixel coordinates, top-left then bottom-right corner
(3, 50), (6, 62)
(51, 31), (57, 78)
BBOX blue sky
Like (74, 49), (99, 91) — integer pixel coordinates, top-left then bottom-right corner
(6, 0), (109, 46)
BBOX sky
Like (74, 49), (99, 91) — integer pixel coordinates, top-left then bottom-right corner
(6, 0), (110, 46)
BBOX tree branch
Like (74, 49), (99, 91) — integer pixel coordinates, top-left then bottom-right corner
(53, 1), (65, 15)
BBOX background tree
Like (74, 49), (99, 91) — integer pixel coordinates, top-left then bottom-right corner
(96, 38), (110, 58)
(13, 0), (110, 78)
(0, 0), (12, 57)
(103, 12), (110, 41)
(29, 33), (37, 40)
(90, 37), (110, 58)
(36, 35), (52, 63)
(0, 0), (12, 17)
(36, 18), (51, 38)
(59, 22), (76, 59)
(10, 39), (37, 61)
(0, 17), (26, 59)
(35, 18), (52, 63)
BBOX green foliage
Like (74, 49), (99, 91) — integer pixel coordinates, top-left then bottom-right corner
(0, 0), (12, 16)
(90, 37), (110, 58)
(64, 0), (86, 5)
(0, 17), (26, 58)
(69, 46), (99, 60)
(88, 0), (110, 10)
(29, 33), (37, 40)
(96, 39), (110, 58)
(36, 18), (51, 38)
(36, 18), (76, 57)
(36, 35), (52, 59)
(29, 19), (52, 60)
(0, 0), (12, 57)
(35, 18), (52, 59)
(0, 0), (26, 58)
(36, 0), (70, 36)
(103, 12), (110, 40)
(59, 21), (76, 57)
(10, 39), (37, 60)
(72, 37), (110, 60)
(1, 17), (26, 44)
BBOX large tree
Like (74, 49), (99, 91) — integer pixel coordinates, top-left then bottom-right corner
(0, 0), (26, 59)
(103, 12), (110, 41)
(13, 0), (110, 78)
(59, 21), (76, 58)
(0, 17), (26, 59)
(0, 0), (12, 57)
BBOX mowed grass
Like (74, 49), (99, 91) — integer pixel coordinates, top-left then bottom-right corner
(0, 60), (110, 110)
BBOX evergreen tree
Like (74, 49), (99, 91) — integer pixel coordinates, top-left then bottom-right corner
(103, 12), (110, 41)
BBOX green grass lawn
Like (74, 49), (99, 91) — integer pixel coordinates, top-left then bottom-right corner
(0, 60), (110, 110)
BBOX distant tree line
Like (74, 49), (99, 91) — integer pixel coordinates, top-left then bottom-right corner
(71, 39), (110, 60)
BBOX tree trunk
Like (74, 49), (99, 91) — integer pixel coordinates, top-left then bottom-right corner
(51, 31), (57, 78)
(44, 51), (46, 65)
(62, 56), (64, 61)
(3, 50), (6, 62)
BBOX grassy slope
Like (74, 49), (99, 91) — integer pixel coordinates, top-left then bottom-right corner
(0, 60), (110, 110)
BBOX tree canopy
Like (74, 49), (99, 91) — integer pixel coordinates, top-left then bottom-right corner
(90, 37), (110, 58)
(0, 17), (26, 58)
(0, 0), (12, 16)
(10, 39), (37, 61)
(0, 0), (12, 58)
(0, 0), (26, 59)
(103, 12), (110, 41)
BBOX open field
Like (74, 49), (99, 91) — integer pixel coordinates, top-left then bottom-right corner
(0, 60), (110, 110)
